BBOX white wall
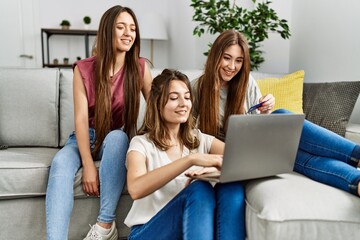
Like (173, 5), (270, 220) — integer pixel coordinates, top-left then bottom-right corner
(290, 0), (360, 82)
(257, 0), (292, 74)
(1, 0), (359, 83)
(38, 0), (169, 67)
(37, 0), (291, 71)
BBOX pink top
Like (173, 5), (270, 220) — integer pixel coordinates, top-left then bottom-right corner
(74, 56), (145, 129)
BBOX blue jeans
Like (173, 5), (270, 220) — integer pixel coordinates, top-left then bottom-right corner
(46, 128), (128, 240)
(214, 182), (246, 240)
(128, 181), (245, 240)
(273, 109), (360, 195)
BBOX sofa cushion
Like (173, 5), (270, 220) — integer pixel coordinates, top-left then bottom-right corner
(0, 68), (59, 147)
(256, 70), (305, 114)
(0, 147), (103, 199)
(245, 172), (360, 240)
(0, 147), (58, 199)
(151, 69), (203, 82)
(0, 192), (132, 240)
(59, 69), (75, 147)
(303, 81), (360, 136)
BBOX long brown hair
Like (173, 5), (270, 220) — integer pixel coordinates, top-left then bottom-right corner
(93, 5), (142, 157)
(197, 30), (250, 138)
(139, 69), (200, 150)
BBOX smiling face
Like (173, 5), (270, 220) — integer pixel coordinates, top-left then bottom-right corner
(218, 44), (244, 86)
(115, 11), (136, 52)
(163, 80), (192, 126)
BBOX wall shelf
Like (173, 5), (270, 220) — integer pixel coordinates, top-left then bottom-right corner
(41, 28), (97, 68)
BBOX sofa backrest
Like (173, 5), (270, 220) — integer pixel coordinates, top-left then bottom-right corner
(0, 68), (60, 147)
(2, 67), (357, 148)
(59, 69), (75, 146)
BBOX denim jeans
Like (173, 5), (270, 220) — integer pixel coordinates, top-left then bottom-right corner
(273, 109), (360, 195)
(46, 128), (128, 240)
(128, 181), (246, 240)
(214, 182), (246, 240)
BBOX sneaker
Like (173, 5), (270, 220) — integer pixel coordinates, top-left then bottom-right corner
(83, 221), (118, 240)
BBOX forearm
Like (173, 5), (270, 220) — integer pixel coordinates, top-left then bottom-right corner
(128, 155), (194, 199)
(75, 118), (94, 166)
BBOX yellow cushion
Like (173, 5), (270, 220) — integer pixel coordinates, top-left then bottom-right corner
(256, 70), (305, 114)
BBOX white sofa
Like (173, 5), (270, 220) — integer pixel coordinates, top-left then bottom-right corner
(0, 67), (359, 240)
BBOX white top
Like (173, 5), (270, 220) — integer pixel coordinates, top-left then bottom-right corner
(219, 74), (262, 119)
(124, 129), (214, 228)
(191, 74), (262, 120)
(191, 73), (262, 140)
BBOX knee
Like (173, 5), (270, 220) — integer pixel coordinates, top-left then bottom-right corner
(272, 108), (293, 114)
(50, 155), (63, 175)
(49, 148), (79, 177)
(216, 182), (245, 202)
(103, 130), (129, 148)
(187, 181), (215, 206)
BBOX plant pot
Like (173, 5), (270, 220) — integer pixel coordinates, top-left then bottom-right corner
(84, 24), (90, 30)
(61, 25), (70, 30)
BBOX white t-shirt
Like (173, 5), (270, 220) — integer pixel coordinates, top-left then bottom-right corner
(124, 129), (214, 228)
(191, 73), (262, 140)
(191, 73), (262, 121)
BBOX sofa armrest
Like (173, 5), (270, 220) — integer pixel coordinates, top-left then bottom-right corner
(345, 123), (360, 144)
(349, 95), (360, 125)
(345, 95), (360, 144)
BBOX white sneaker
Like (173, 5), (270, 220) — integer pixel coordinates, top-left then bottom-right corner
(83, 221), (118, 240)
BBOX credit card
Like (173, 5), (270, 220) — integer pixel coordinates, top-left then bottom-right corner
(247, 101), (265, 113)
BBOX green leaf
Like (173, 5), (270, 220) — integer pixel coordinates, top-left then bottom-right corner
(191, 0), (290, 69)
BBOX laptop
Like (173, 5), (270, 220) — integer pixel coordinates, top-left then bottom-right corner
(191, 113), (305, 183)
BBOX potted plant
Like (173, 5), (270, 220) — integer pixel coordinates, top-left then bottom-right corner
(63, 57), (69, 65)
(60, 20), (71, 30)
(191, 0), (291, 70)
(83, 16), (91, 29)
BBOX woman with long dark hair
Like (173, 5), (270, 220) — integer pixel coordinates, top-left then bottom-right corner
(193, 29), (360, 198)
(45, 5), (152, 240)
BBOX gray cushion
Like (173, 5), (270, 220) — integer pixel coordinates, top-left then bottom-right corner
(0, 147), (58, 199)
(59, 69), (75, 146)
(0, 68), (59, 147)
(303, 81), (360, 136)
(250, 71), (284, 80)
(246, 172), (360, 240)
(0, 147), (99, 199)
(0, 194), (132, 240)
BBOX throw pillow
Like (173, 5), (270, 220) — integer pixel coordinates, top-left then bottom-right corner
(256, 70), (305, 114)
(303, 81), (360, 136)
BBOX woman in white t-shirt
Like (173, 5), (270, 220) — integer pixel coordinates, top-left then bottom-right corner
(125, 69), (246, 240)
